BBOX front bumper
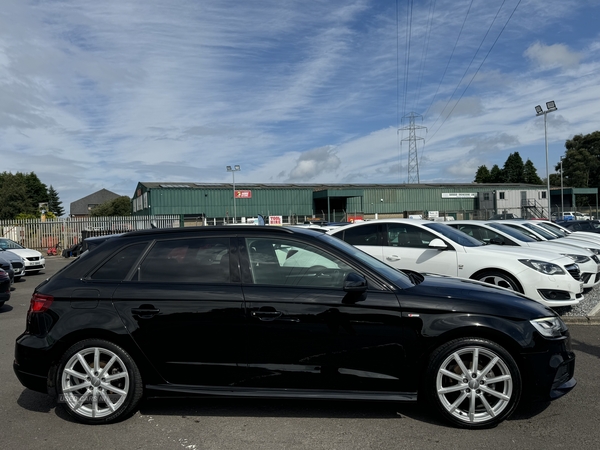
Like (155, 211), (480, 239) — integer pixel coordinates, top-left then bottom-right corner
(521, 335), (576, 402)
(520, 272), (583, 308)
(23, 257), (45, 272)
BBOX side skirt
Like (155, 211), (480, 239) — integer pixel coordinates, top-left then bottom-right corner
(145, 385), (417, 402)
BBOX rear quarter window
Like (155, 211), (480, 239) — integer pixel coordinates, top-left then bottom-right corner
(90, 243), (148, 280)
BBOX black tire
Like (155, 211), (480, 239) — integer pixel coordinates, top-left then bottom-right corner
(56, 339), (143, 424)
(472, 270), (521, 292)
(14, 276), (21, 282)
(0, 301), (4, 309)
(425, 337), (522, 429)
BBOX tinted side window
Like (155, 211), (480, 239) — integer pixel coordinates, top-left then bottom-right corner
(138, 238), (230, 283)
(340, 224), (380, 246)
(387, 223), (436, 248)
(91, 243), (148, 280)
(245, 238), (351, 288)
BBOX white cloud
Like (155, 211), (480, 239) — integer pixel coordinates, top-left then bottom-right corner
(524, 41), (582, 70)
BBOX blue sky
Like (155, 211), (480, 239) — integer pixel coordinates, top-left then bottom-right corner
(2, 0), (600, 212)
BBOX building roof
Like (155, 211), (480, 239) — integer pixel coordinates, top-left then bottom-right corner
(70, 189), (122, 216)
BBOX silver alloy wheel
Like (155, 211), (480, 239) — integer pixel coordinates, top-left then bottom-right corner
(435, 346), (513, 424)
(61, 347), (130, 419)
(476, 273), (518, 291)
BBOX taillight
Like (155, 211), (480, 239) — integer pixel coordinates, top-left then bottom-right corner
(29, 293), (54, 313)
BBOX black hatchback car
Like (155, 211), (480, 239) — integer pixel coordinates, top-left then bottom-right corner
(14, 226), (575, 428)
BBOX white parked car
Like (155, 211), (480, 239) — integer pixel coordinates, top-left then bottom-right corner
(534, 220), (600, 246)
(0, 238), (45, 274)
(328, 219), (583, 308)
(447, 220), (600, 289)
(497, 220), (600, 254)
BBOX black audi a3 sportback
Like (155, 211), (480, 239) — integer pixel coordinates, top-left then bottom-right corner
(14, 226), (576, 428)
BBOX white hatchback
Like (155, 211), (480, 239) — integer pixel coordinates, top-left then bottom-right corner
(328, 219), (583, 308)
(0, 238), (46, 274)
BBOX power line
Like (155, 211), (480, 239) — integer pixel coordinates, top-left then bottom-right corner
(427, 0), (523, 144)
(422, 0), (475, 120)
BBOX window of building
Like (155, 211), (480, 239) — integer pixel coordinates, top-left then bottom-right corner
(483, 193), (490, 201)
(499, 192), (505, 200)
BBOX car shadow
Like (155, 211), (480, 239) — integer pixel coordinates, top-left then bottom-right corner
(0, 304), (14, 313)
(16, 389), (79, 423)
(139, 397), (445, 423)
(571, 338), (600, 358)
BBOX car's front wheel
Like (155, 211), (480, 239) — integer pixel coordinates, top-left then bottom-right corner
(472, 270), (521, 292)
(425, 337), (522, 429)
(56, 339), (143, 424)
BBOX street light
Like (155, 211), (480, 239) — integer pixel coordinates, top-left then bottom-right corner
(560, 156), (564, 218)
(535, 101), (558, 218)
(226, 165), (241, 223)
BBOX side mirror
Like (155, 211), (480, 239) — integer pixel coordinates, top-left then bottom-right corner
(343, 272), (368, 293)
(428, 238), (447, 250)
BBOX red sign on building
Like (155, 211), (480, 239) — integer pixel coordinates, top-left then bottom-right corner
(235, 190), (252, 198)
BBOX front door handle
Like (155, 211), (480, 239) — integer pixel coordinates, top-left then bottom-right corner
(131, 306), (161, 318)
(386, 255), (400, 261)
(251, 310), (283, 321)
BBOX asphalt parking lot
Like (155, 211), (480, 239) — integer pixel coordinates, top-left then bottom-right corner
(1, 257), (599, 450)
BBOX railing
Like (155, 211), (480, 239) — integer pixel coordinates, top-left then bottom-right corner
(0, 216), (180, 251)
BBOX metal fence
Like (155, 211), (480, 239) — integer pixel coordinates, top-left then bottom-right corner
(0, 215), (180, 252)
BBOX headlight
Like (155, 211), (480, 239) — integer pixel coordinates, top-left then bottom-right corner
(530, 317), (566, 338)
(588, 248), (600, 255)
(562, 254), (591, 264)
(519, 259), (565, 275)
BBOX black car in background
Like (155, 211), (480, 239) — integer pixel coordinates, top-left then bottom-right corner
(556, 219), (600, 233)
(14, 226), (576, 428)
(0, 257), (14, 285)
(0, 268), (10, 308)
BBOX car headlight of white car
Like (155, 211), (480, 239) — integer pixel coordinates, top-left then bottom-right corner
(587, 248), (600, 255)
(530, 317), (566, 338)
(562, 254), (591, 264)
(519, 259), (566, 275)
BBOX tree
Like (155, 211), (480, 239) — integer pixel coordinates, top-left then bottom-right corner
(47, 186), (65, 217)
(502, 152), (525, 182)
(0, 171), (46, 219)
(523, 159), (543, 184)
(90, 196), (132, 216)
(474, 165), (491, 183)
(489, 165), (503, 183)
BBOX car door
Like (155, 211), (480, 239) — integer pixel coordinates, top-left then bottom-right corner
(111, 236), (247, 387)
(382, 223), (459, 276)
(239, 235), (410, 393)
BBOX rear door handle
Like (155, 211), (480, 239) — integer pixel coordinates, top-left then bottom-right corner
(386, 255), (400, 261)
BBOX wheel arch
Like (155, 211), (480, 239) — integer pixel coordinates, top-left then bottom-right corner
(469, 268), (524, 293)
(46, 328), (163, 397)
(417, 325), (527, 388)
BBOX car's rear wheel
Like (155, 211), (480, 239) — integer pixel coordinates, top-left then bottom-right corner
(472, 270), (521, 292)
(0, 301), (5, 309)
(56, 339), (143, 424)
(425, 337), (522, 429)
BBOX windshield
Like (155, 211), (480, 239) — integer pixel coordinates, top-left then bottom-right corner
(317, 233), (413, 288)
(424, 222), (484, 247)
(536, 221), (570, 236)
(486, 223), (537, 242)
(0, 239), (24, 250)
(520, 222), (559, 239)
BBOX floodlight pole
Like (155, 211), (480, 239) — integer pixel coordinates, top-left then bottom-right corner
(226, 165), (241, 223)
(535, 102), (557, 219)
(560, 156), (564, 218)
